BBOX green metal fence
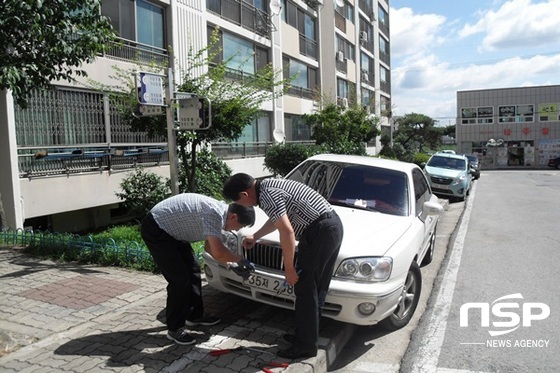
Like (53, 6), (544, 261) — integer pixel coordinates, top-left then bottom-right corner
(0, 228), (157, 272)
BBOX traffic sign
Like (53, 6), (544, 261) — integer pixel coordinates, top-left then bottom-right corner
(177, 96), (211, 130)
(138, 72), (165, 106)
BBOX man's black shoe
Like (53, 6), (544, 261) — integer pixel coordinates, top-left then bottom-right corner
(283, 333), (295, 343)
(277, 347), (317, 359)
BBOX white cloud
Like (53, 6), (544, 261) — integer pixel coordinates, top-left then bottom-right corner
(391, 8), (447, 58)
(389, 0), (560, 121)
(459, 0), (560, 51)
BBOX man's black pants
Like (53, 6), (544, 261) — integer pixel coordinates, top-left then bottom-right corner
(293, 211), (344, 352)
(141, 213), (203, 331)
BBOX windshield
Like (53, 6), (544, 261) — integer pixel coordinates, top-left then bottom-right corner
(427, 156), (466, 170)
(287, 160), (409, 216)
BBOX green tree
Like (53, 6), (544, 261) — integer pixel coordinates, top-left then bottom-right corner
(97, 27), (291, 193)
(0, 0), (114, 229)
(115, 168), (171, 219)
(302, 103), (380, 155)
(392, 113), (441, 162)
(0, 0), (115, 108)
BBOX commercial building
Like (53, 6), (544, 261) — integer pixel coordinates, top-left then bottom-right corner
(456, 85), (560, 169)
(1, 0), (391, 232)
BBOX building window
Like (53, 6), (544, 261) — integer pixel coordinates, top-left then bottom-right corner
(378, 4), (389, 36)
(282, 56), (318, 99)
(337, 78), (349, 100)
(282, 1), (318, 59)
(208, 27), (269, 79)
(498, 105), (534, 123)
(379, 35), (390, 65)
(360, 52), (374, 82)
(102, 0), (165, 49)
(360, 88), (373, 109)
(285, 114), (311, 141)
(237, 113), (271, 142)
(336, 35), (355, 62)
(335, 1), (354, 22)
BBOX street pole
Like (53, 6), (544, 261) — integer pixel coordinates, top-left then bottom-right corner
(166, 67), (180, 195)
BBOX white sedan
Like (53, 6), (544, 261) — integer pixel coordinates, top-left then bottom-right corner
(204, 154), (443, 329)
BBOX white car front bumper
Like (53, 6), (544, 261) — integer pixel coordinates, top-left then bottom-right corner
(204, 253), (406, 326)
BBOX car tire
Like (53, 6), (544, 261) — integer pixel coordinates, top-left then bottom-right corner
(421, 225), (437, 267)
(379, 261), (422, 331)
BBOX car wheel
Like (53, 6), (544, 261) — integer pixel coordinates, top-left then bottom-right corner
(421, 225), (437, 267)
(379, 261), (422, 331)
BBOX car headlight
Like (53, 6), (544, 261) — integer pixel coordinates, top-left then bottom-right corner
(334, 257), (393, 282)
(452, 173), (467, 185)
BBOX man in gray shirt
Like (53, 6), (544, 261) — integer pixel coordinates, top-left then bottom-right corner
(141, 193), (255, 345)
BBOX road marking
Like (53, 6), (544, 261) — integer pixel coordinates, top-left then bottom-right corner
(410, 183), (477, 373)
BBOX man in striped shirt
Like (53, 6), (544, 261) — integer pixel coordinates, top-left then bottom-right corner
(141, 193), (255, 345)
(223, 173), (344, 359)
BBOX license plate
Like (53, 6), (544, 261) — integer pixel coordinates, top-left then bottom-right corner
(434, 183), (450, 190)
(245, 274), (295, 296)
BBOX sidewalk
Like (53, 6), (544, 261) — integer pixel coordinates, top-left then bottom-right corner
(0, 246), (350, 373)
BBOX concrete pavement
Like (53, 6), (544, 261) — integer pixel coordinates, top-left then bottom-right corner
(0, 246), (351, 373)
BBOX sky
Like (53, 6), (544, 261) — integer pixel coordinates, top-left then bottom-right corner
(389, 0), (560, 126)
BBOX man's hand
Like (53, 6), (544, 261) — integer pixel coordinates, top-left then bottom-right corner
(242, 235), (256, 249)
(228, 259), (255, 280)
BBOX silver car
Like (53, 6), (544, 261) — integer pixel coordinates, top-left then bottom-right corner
(205, 154), (443, 329)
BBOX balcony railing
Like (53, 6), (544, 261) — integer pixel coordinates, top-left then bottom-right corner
(286, 85), (316, 100)
(207, 0), (271, 37)
(299, 35), (318, 60)
(101, 37), (168, 66)
(18, 145), (169, 178)
(210, 141), (273, 159)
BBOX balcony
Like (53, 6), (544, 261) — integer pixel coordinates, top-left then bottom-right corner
(300, 35), (318, 59)
(18, 146), (169, 178)
(101, 37), (168, 66)
(207, 0), (271, 37)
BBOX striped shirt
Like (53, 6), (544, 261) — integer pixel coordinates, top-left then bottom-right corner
(258, 178), (332, 239)
(150, 193), (227, 242)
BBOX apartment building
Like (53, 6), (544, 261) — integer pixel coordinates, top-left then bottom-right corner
(0, 0), (391, 232)
(456, 85), (560, 168)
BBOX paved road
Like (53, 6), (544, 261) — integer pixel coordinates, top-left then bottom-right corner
(402, 170), (560, 373)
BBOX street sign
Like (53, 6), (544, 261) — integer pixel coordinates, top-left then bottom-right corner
(138, 72), (165, 106)
(177, 96), (211, 130)
(136, 104), (165, 116)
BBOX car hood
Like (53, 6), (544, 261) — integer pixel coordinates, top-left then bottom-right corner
(425, 165), (463, 178)
(250, 206), (411, 257)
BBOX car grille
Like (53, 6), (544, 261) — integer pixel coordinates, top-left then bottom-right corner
(244, 242), (298, 271)
(430, 176), (453, 185)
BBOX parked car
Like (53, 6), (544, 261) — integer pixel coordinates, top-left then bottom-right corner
(423, 153), (473, 201)
(204, 154), (443, 329)
(464, 154), (481, 179)
(548, 156), (560, 169)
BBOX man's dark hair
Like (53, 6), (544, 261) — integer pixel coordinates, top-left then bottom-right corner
(223, 173), (255, 201)
(228, 203), (255, 227)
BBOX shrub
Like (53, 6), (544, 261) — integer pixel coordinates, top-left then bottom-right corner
(115, 168), (171, 218)
(181, 149), (232, 199)
(264, 143), (319, 177)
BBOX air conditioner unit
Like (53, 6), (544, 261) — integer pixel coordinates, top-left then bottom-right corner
(336, 51), (345, 62)
(362, 72), (369, 82)
(360, 31), (368, 42)
(342, 98), (349, 107)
